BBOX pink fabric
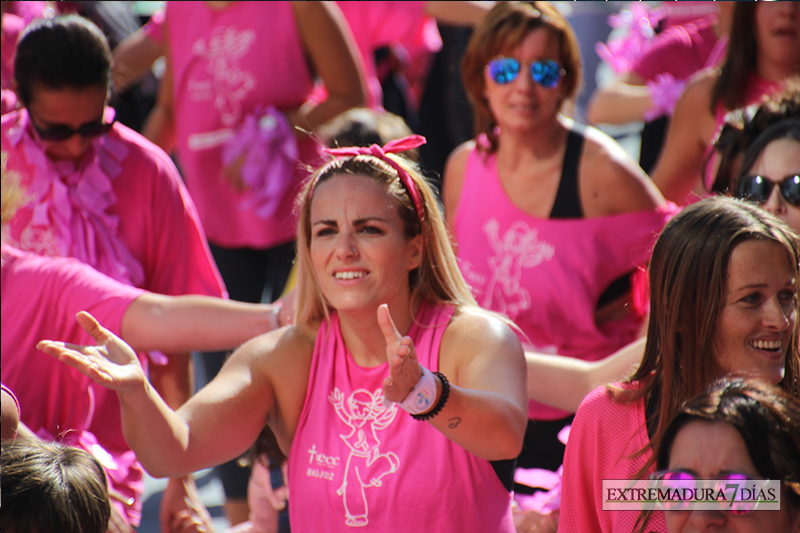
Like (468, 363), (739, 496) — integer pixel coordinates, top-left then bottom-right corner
(1, 12), (25, 90)
(5, 0), (55, 27)
(2, 107), (226, 456)
(1, 242), (146, 524)
(288, 302), (515, 532)
(165, 1), (321, 248)
(455, 142), (675, 420)
(335, 1), (435, 109)
(595, 3), (662, 75)
(631, 15), (723, 83)
(558, 384), (666, 533)
(221, 104), (298, 219)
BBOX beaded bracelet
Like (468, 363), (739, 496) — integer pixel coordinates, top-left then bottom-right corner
(411, 372), (450, 421)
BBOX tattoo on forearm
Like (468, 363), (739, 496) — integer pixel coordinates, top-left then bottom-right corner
(448, 417), (462, 429)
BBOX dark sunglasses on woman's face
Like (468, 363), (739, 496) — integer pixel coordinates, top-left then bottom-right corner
(29, 110), (116, 142)
(487, 57), (565, 89)
(737, 174), (800, 206)
(649, 470), (761, 514)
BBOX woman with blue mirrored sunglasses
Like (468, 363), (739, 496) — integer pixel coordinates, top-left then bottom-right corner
(487, 57), (566, 88)
(447, 3), (671, 528)
(488, 57), (567, 89)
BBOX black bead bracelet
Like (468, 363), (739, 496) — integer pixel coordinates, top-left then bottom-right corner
(411, 371), (449, 421)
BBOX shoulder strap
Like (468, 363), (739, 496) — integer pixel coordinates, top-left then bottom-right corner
(549, 124), (585, 219)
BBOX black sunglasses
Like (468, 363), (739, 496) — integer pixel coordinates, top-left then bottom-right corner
(736, 174), (800, 206)
(29, 110), (116, 142)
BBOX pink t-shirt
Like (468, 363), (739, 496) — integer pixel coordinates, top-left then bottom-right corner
(335, 1), (438, 109)
(0, 242), (146, 523)
(558, 384), (666, 533)
(455, 142), (675, 420)
(631, 15), (723, 83)
(288, 302), (515, 532)
(163, 1), (322, 248)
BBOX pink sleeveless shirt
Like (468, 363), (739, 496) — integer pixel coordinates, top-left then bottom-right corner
(164, 1), (322, 248)
(288, 302), (515, 532)
(455, 142), (674, 420)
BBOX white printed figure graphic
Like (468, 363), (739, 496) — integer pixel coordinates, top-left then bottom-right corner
(482, 218), (555, 316)
(191, 26), (256, 126)
(329, 388), (400, 527)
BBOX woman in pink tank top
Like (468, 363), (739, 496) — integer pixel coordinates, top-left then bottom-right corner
(444, 1), (671, 495)
(652, 1), (800, 205)
(39, 135), (529, 532)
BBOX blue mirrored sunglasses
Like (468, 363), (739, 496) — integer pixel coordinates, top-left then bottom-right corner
(487, 57), (565, 88)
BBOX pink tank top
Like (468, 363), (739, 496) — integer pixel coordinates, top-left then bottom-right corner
(288, 302), (515, 532)
(456, 141), (674, 420)
(166, 1), (321, 248)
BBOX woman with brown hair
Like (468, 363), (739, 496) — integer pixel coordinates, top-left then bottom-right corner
(559, 196), (800, 532)
(650, 377), (800, 532)
(652, 1), (800, 205)
(444, 0), (670, 477)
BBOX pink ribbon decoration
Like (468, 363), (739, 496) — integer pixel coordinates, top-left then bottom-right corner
(321, 134), (427, 220)
(595, 3), (663, 75)
(644, 73), (687, 121)
(221, 104), (299, 219)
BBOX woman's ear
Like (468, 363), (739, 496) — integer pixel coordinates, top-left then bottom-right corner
(407, 234), (423, 271)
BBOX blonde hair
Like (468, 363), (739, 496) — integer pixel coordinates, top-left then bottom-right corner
(293, 153), (479, 325)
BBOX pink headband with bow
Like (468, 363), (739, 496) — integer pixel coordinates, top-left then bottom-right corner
(319, 134), (427, 220)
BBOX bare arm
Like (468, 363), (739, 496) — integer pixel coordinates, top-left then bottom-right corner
(425, 1), (494, 26)
(380, 305), (527, 461)
(289, 1), (366, 133)
(651, 70), (717, 204)
(525, 337), (645, 413)
(587, 72), (655, 125)
(120, 293), (280, 354)
(37, 312), (286, 478)
(112, 29), (165, 93)
(141, 54), (176, 152)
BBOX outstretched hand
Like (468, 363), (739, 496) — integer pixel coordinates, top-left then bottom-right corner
(37, 311), (147, 392)
(377, 304), (421, 403)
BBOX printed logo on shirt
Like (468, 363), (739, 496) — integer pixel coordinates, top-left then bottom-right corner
(328, 387), (400, 527)
(189, 25), (256, 127)
(305, 444), (340, 481)
(463, 218), (555, 318)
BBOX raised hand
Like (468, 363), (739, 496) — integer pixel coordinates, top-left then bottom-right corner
(37, 311), (147, 392)
(377, 304), (422, 403)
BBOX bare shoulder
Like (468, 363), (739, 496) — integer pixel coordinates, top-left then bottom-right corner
(439, 306), (525, 392)
(443, 139), (477, 220)
(448, 305), (515, 336)
(442, 306), (522, 358)
(243, 323), (317, 373)
(577, 124), (665, 216)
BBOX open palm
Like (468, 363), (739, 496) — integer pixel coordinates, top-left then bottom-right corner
(37, 311), (147, 393)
